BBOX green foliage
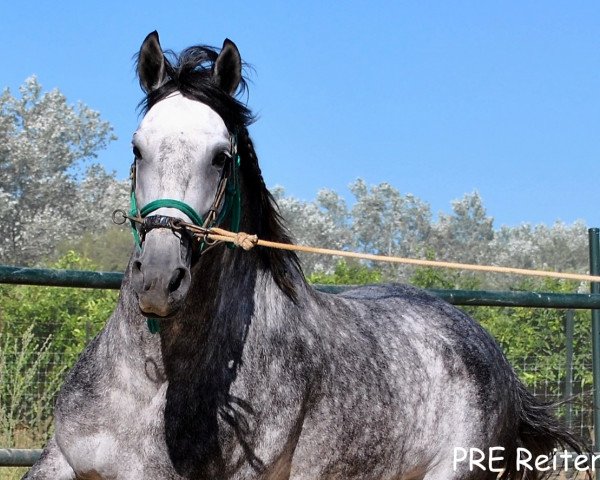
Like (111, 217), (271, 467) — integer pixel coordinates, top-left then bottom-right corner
(308, 260), (382, 285)
(1, 252), (117, 367)
(473, 278), (591, 387)
(410, 265), (459, 289)
(1, 468), (27, 480)
(56, 227), (132, 272)
(0, 325), (66, 447)
(0, 251), (117, 448)
(410, 249), (484, 290)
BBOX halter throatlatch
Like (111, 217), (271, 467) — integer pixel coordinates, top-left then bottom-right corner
(114, 134), (242, 252)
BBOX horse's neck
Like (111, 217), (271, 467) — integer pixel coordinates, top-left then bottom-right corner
(123, 248), (316, 475)
(115, 244), (308, 388)
(158, 248), (302, 380)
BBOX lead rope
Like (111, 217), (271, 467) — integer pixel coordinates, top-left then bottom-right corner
(166, 223), (600, 284)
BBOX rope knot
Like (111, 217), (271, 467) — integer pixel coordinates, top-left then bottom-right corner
(234, 232), (258, 250)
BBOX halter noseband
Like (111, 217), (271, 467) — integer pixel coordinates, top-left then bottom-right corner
(125, 134), (241, 251)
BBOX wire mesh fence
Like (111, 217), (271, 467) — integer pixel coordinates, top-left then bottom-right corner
(0, 275), (116, 453)
(520, 357), (594, 445)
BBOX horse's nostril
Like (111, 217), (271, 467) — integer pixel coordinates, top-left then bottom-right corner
(132, 261), (150, 291)
(168, 268), (187, 293)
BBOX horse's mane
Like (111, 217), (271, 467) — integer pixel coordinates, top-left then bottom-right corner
(136, 45), (304, 301)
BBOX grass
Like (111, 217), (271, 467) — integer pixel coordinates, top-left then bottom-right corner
(0, 326), (64, 449)
(0, 467), (28, 480)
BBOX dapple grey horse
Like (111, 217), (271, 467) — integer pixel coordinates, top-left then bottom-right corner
(23, 31), (586, 480)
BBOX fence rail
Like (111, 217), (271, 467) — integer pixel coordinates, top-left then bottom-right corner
(2, 232), (600, 470)
(0, 449), (43, 467)
(3, 264), (600, 309)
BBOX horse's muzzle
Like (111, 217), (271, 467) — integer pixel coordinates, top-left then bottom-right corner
(131, 229), (192, 317)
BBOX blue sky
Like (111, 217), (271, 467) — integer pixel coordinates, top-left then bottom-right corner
(1, 1), (598, 227)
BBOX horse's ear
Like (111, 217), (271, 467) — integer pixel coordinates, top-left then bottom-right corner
(137, 31), (167, 93)
(212, 39), (242, 95)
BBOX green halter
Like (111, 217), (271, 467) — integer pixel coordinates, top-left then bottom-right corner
(128, 138), (241, 248)
(127, 136), (241, 334)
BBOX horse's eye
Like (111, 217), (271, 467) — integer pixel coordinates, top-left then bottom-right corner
(212, 152), (229, 167)
(133, 146), (142, 159)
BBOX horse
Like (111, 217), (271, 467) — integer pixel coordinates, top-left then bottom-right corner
(23, 31), (587, 480)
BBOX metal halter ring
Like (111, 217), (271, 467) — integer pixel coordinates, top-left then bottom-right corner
(112, 209), (130, 225)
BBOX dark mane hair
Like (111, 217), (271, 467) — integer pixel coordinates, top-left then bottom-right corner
(136, 45), (304, 301)
(137, 45), (253, 130)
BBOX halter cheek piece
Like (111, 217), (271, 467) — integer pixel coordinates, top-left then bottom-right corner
(113, 134), (241, 254)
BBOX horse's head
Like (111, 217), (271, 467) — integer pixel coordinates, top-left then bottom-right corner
(130, 31), (247, 317)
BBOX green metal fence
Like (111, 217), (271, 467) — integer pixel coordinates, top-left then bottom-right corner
(2, 227), (600, 473)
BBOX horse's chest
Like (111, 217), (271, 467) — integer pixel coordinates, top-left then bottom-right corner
(58, 382), (181, 479)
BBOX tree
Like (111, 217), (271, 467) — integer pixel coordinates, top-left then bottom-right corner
(58, 164), (131, 271)
(350, 179), (431, 280)
(430, 191), (494, 264)
(532, 221), (588, 273)
(56, 228), (133, 272)
(490, 221), (588, 290)
(273, 186), (352, 274)
(0, 77), (117, 265)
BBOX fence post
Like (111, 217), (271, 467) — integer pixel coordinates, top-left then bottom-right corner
(564, 309), (574, 429)
(589, 228), (600, 457)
